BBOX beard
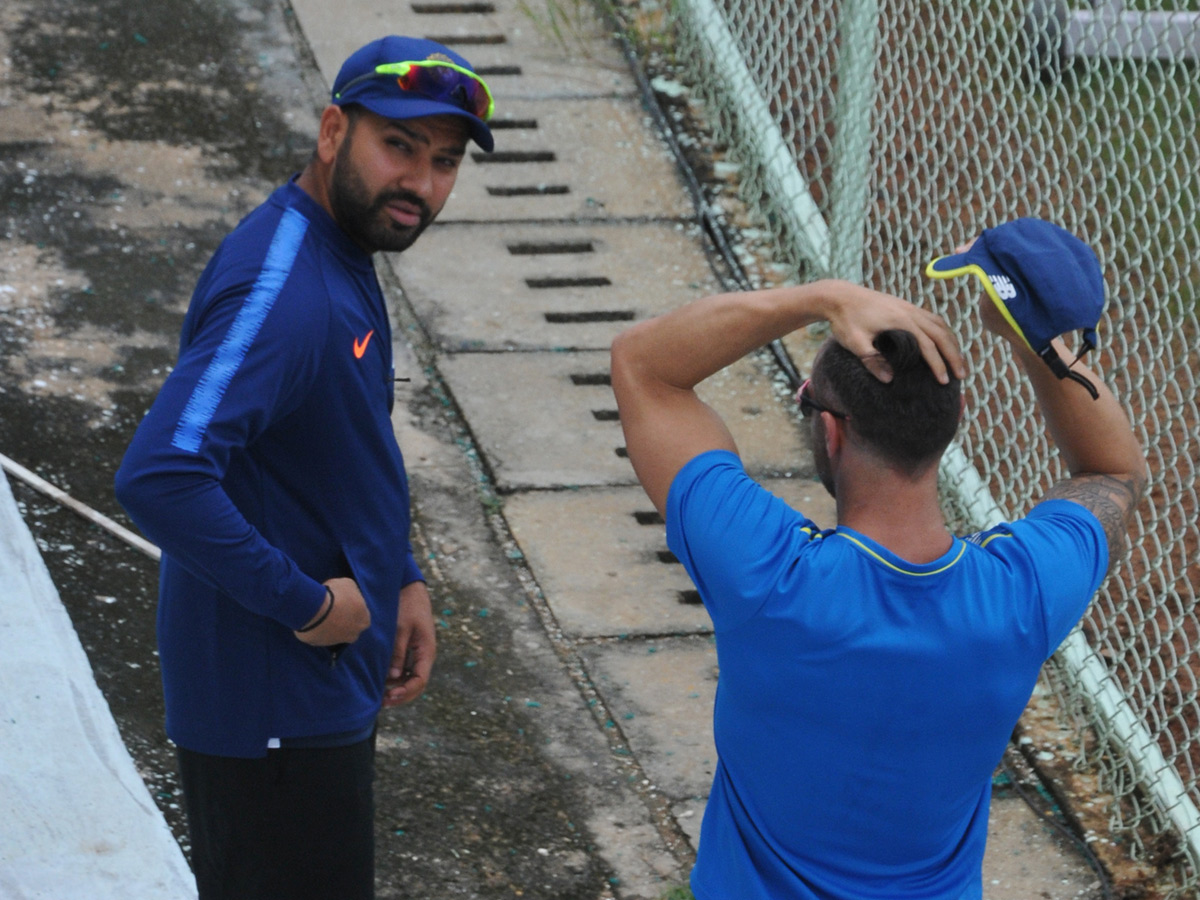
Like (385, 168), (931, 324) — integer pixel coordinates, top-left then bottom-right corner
(328, 138), (435, 254)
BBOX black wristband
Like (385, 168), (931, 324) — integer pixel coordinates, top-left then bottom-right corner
(297, 586), (335, 633)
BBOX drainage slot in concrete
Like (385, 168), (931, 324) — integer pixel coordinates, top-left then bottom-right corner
(476, 65), (522, 76)
(657, 550), (680, 564)
(424, 34), (506, 45)
(486, 185), (569, 196)
(544, 311), (633, 323)
(411, 2), (494, 11)
(526, 276), (611, 289)
(678, 590), (702, 605)
(570, 373), (610, 386)
(474, 150), (556, 163)
(508, 240), (594, 255)
(489, 119), (539, 130)
(633, 511), (663, 525)
(591, 410), (619, 421)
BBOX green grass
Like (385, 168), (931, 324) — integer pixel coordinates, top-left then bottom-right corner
(1037, 56), (1200, 318)
(1123, 0), (1200, 11)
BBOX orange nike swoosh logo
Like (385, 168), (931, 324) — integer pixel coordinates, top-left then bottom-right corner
(353, 330), (375, 359)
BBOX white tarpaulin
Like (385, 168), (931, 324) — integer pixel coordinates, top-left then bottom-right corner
(0, 471), (195, 899)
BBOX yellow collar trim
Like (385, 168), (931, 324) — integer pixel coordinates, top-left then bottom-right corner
(833, 532), (967, 576)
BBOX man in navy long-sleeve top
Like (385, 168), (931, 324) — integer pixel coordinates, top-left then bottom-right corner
(115, 35), (495, 900)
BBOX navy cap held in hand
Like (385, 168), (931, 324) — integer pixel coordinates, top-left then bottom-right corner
(926, 218), (1104, 399)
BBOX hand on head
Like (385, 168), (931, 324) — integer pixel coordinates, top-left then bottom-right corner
(822, 280), (966, 384)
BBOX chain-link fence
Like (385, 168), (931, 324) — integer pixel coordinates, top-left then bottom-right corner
(666, 0), (1200, 891)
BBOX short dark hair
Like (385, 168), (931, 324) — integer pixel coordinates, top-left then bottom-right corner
(815, 329), (962, 475)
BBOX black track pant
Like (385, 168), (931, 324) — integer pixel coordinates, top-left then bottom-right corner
(177, 734), (376, 900)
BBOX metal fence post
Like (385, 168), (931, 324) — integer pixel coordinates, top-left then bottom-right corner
(828, 0), (879, 284)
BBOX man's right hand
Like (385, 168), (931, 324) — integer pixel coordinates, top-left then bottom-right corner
(978, 288), (1025, 348)
(294, 577), (372, 646)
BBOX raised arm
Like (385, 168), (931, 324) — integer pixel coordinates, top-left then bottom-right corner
(983, 301), (1147, 567)
(610, 280), (964, 513)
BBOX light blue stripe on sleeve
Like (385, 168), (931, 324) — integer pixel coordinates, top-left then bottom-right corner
(172, 206), (310, 454)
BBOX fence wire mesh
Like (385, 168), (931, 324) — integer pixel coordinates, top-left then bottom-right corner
(667, 0), (1200, 891)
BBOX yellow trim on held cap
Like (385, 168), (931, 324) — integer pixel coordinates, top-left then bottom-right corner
(924, 257), (1033, 352)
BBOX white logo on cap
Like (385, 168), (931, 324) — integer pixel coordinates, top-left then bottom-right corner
(989, 274), (1017, 301)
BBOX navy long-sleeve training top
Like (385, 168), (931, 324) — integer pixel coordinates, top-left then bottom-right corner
(116, 179), (423, 757)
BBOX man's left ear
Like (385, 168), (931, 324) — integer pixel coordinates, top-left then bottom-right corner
(822, 411), (844, 460)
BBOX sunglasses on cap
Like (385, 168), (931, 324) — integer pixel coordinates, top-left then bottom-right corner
(795, 378), (849, 420)
(335, 60), (495, 122)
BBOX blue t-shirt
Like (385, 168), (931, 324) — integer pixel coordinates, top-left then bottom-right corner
(666, 450), (1107, 900)
(116, 180), (423, 758)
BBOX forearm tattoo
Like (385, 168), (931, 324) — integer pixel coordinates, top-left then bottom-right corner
(1043, 472), (1147, 570)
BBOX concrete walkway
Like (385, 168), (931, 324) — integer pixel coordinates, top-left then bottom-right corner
(0, 0), (1109, 897)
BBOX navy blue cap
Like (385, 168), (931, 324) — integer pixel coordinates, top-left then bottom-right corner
(332, 36), (494, 152)
(926, 218), (1105, 397)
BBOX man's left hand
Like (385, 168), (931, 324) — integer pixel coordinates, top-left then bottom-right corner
(382, 580), (436, 707)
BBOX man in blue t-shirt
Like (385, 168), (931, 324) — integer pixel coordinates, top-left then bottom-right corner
(610, 223), (1145, 899)
(115, 35), (495, 900)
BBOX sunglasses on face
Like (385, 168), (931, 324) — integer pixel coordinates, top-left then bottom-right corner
(795, 378), (848, 420)
(335, 60), (495, 122)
